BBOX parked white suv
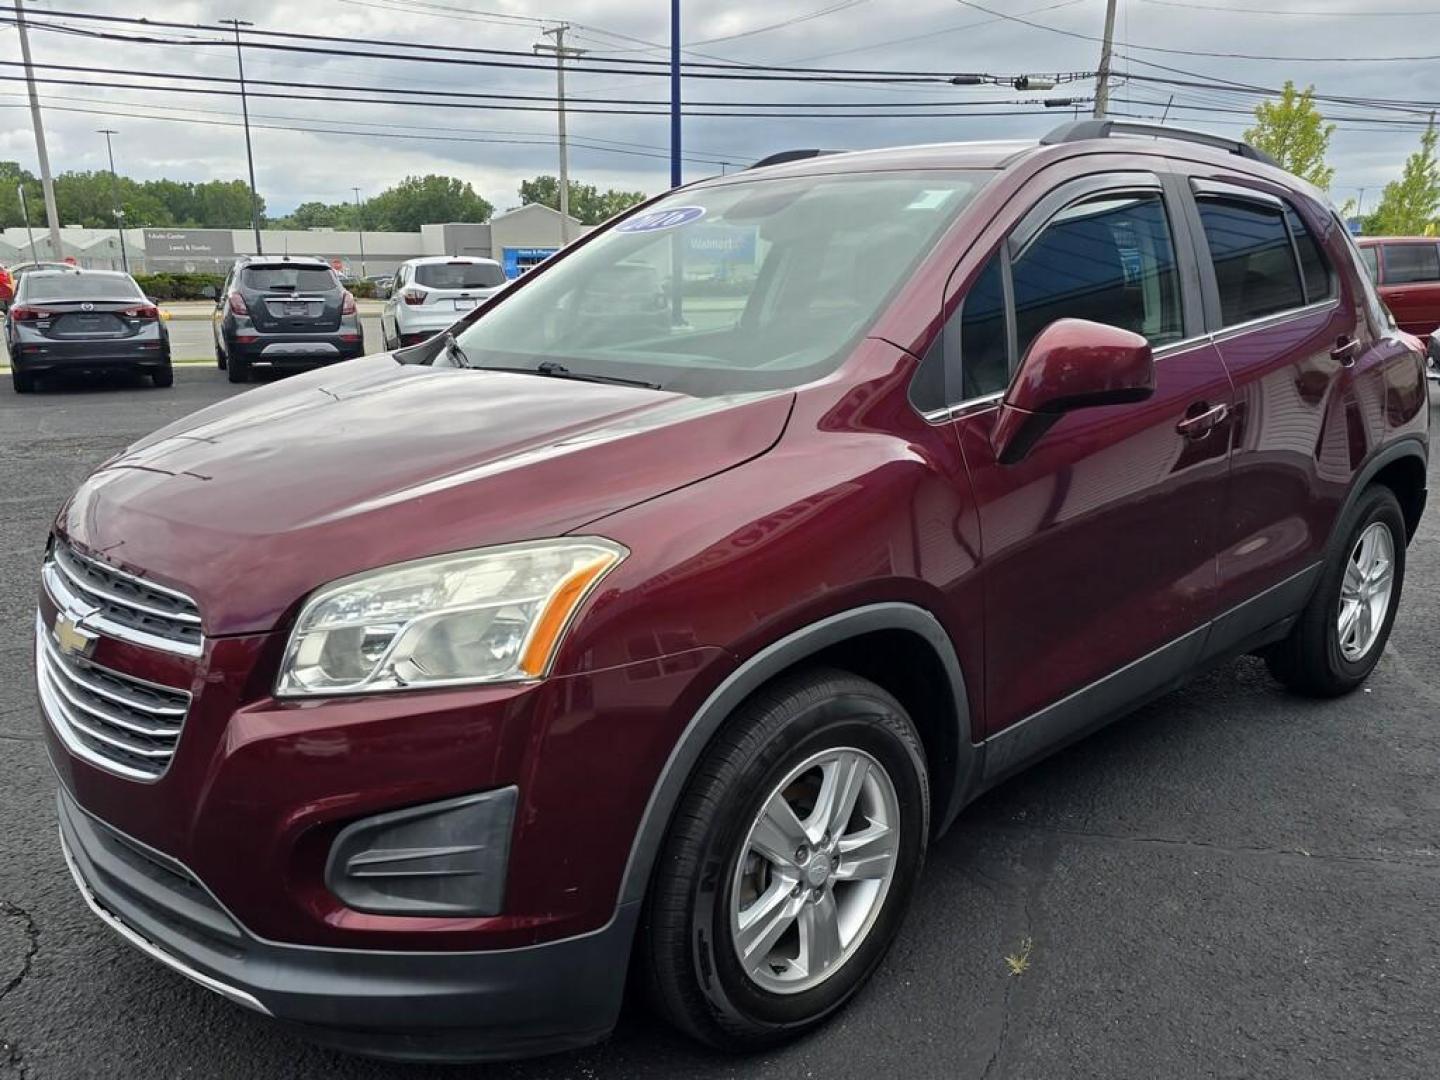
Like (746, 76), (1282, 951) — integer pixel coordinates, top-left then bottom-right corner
(380, 256), (508, 349)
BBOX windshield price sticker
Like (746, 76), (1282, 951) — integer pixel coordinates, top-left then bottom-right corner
(617, 206), (706, 233)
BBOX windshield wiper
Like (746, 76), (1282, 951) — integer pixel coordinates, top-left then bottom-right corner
(531, 361), (661, 390)
(442, 331), (472, 367)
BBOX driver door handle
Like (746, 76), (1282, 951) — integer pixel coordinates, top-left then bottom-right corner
(1176, 402), (1229, 439)
(1331, 336), (1361, 366)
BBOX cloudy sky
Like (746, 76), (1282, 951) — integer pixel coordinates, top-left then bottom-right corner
(0, 0), (1434, 218)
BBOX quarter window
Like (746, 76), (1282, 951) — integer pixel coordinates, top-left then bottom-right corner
(1012, 191), (1183, 364)
(1197, 198), (1304, 326)
(957, 255), (1009, 400)
(1380, 243), (1440, 284)
(1285, 207), (1334, 303)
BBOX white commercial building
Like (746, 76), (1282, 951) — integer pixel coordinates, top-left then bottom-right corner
(0, 205), (591, 279)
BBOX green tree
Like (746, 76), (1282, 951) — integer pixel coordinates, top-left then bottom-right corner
(1244, 81), (1336, 189)
(0, 161), (40, 228)
(365, 175), (493, 231)
(1369, 117), (1440, 236)
(519, 175), (646, 225)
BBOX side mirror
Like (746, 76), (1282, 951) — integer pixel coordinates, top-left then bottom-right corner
(992, 318), (1155, 465)
(202, 285), (218, 300)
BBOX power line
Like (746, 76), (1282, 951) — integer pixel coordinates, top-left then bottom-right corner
(952, 0), (1440, 62)
(685, 0), (870, 47)
(0, 59), (1080, 111)
(1137, 0), (1437, 15)
(0, 7), (995, 81)
(0, 72), (1091, 120)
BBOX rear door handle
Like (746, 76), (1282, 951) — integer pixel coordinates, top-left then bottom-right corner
(1332, 336), (1361, 366)
(1176, 402), (1229, 439)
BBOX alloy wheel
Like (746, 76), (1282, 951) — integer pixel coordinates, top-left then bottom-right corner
(729, 747), (900, 995)
(1337, 521), (1395, 662)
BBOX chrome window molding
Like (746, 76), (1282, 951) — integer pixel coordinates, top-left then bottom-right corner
(1209, 298), (1340, 345)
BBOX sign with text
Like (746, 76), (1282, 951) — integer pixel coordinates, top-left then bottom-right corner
(143, 229), (235, 259)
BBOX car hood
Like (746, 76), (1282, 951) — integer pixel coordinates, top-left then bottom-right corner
(58, 355), (794, 636)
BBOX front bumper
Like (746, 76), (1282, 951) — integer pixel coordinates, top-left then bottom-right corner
(57, 787), (637, 1061)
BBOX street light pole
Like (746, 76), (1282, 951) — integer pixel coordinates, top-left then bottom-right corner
(670, 0), (681, 188)
(221, 18), (263, 255)
(15, 0), (62, 259)
(97, 129), (129, 273)
(352, 186), (367, 277)
(1093, 0), (1118, 119)
(535, 25), (584, 245)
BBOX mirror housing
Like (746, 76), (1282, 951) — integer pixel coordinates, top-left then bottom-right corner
(992, 318), (1155, 465)
(202, 285), (219, 300)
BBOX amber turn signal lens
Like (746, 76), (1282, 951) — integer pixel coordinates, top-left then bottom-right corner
(517, 552), (620, 678)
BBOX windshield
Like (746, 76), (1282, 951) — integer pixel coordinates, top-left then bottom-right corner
(242, 266), (338, 291)
(416, 262), (506, 289)
(452, 170), (988, 395)
(20, 274), (142, 302)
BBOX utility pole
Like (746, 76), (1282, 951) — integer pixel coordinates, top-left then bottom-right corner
(221, 18), (263, 255)
(351, 186), (367, 277)
(535, 25), (584, 245)
(97, 129), (129, 273)
(670, 0), (681, 188)
(1093, 0), (1118, 120)
(15, 0), (62, 259)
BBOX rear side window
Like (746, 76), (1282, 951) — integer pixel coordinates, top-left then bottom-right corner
(241, 266), (338, 291)
(1380, 243), (1440, 284)
(1012, 191), (1183, 362)
(415, 262), (506, 289)
(1197, 198), (1304, 325)
(1359, 245), (1380, 282)
(1285, 207), (1333, 302)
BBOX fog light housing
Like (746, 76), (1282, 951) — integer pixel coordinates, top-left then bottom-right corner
(325, 787), (517, 916)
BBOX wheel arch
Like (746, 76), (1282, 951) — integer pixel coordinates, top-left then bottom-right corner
(1329, 437), (1429, 558)
(616, 602), (978, 911)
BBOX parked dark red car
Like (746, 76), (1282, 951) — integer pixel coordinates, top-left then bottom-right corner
(37, 121), (1430, 1062)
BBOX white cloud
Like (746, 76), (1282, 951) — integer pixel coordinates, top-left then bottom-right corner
(2, 0), (1435, 212)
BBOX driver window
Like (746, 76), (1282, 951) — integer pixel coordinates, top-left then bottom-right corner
(1012, 191), (1183, 363)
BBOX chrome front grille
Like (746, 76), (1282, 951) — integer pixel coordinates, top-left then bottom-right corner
(34, 613), (191, 781)
(42, 541), (203, 657)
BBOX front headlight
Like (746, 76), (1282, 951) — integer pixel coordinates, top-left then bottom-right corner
(276, 538), (626, 697)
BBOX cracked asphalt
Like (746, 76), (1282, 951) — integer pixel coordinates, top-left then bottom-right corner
(1, 369), (1437, 1080)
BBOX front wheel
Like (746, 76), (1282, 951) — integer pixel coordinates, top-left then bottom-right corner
(1266, 486), (1406, 697)
(641, 669), (929, 1051)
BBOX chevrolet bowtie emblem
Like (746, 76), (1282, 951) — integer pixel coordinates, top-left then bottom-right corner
(53, 613), (97, 658)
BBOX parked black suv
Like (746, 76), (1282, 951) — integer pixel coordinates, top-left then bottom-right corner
(213, 256), (364, 383)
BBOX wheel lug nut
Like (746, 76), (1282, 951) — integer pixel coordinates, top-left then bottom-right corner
(795, 845), (809, 863)
(791, 883), (803, 898)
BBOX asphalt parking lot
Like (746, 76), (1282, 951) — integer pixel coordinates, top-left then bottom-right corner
(1, 369), (1437, 1080)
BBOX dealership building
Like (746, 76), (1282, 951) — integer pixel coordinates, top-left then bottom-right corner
(0, 204), (591, 278)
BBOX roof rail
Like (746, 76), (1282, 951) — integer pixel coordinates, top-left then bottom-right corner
(748, 149), (846, 170)
(1040, 119), (1278, 168)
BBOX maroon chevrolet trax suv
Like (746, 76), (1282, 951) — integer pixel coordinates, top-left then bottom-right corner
(36, 121), (1430, 1062)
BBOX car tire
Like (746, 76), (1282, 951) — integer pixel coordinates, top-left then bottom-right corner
(216, 343), (227, 370)
(227, 355), (250, 384)
(1265, 485), (1406, 697)
(641, 668), (929, 1052)
(151, 363), (174, 388)
(11, 366), (35, 393)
